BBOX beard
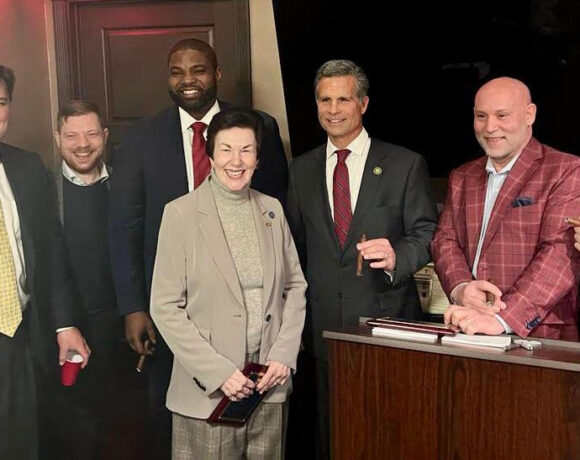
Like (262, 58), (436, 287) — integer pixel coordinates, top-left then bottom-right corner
(168, 84), (218, 116)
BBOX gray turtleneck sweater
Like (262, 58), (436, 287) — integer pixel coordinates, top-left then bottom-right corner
(210, 173), (263, 353)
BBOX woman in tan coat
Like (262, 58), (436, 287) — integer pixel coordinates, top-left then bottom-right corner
(150, 108), (306, 459)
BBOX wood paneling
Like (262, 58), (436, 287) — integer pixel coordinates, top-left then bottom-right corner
(329, 339), (580, 460)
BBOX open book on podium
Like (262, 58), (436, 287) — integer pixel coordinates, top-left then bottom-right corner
(366, 317), (455, 343)
(366, 317), (515, 350)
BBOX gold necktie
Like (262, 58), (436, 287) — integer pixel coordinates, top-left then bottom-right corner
(0, 200), (22, 337)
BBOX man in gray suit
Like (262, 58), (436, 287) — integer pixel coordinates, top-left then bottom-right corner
(286, 59), (438, 459)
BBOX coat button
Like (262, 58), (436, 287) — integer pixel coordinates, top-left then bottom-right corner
(265, 314), (271, 322)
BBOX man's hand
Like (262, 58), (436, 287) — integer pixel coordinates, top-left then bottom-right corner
(125, 311), (156, 355)
(574, 226), (580, 252)
(255, 361), (291, 394)
(220, 369), (256, 401)
(356, 237), (396, 271)
(57, 327), (91, 368)
(444, 305), (505, 335)
(453, 280), (506, 314)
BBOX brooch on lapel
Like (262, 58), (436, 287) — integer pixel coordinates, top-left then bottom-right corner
(266, 211), (275, 228)
(372, 166), (383, 176)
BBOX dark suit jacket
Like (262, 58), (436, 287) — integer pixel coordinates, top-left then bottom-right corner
(109, 104), (288, 316)
(286, 138), (438, 359)
(432, 138), (580, 340)
(0, 142), (78, 366)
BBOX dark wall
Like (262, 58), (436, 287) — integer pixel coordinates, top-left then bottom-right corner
(274, 0), (580, 178)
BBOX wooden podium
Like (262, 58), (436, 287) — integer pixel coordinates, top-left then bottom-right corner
(324, 326), (580, 460)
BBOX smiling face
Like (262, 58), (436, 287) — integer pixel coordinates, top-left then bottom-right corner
(54, 112), (108, 184)
(167, 49), (221, 119)
(316, 75), (368, 149)
(210, 127), (258, 191)
(0, 80), (10, 139)
(473, 77), (536, 170)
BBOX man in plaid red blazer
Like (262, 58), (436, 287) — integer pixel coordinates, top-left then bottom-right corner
(432, 77), (580, 340)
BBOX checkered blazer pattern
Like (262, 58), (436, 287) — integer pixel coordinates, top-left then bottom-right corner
(432, 138), (580, 339)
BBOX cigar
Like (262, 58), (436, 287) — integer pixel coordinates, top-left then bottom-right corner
(356, 234), (367, 277)
(565, 216), (580, 226)
(485, 279), (495, 306)
(136, 339), (151, 373)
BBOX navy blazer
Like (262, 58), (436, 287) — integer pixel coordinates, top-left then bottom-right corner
(0, 142), (78, 367)
(109, 104), (288, 315)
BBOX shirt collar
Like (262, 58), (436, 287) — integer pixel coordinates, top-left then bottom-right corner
(326, 127), (369, 159)
(485, 152), (521, 176)
(62, 160), (109, 186)
(178, 100), (221, 133)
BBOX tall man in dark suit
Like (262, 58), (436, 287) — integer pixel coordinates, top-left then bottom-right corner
(51, 99), (119, 459)
(0, 64), (90, 459)
(109, 39), (288, 459)
(286, 59), (438, 458)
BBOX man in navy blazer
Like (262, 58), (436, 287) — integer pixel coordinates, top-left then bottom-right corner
(286, 60), (438, 459)
(108, 39), (288, 459)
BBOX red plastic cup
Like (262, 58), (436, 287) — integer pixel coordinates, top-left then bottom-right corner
(61, 351), (83, 386)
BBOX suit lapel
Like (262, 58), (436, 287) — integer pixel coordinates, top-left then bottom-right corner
(197, 181), (244, 307)
(250, 191), (275, 310)
(343, 141), (388, 252)
(0, 146), (35, 286)
(166, 107), (189, 193)
(464, 160), (488, 264)
(481, 139), (543, 252)
(312, 147), (339, 250)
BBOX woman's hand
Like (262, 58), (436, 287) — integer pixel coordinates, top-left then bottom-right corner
(220, 369), (255, 401)
(255, 361), (290, 394)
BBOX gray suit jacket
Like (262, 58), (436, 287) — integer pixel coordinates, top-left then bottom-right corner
(150, 179), (306, 418)
(286, 138), (438, 359)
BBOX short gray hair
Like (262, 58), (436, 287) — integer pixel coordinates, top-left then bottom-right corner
(314, 59), (369, 100)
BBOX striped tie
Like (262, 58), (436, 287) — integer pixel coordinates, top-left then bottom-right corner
(333, 149), (352, 249)
(0, 200), (22, 337)
(192, 121), (210, 189)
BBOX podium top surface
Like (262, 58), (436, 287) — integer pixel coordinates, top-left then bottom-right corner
(323, 325), (580, 373)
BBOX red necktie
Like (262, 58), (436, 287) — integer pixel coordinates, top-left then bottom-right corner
(333, 149), (352, 248)
(192, 122), (210, 189)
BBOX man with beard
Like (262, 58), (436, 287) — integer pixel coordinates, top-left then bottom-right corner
(0, 64), (90, 459)
(50, 100), (119, 459)
(109, 39), (288, 459)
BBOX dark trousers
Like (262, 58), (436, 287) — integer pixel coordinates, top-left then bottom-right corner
(146, 330), (173, 460)
(0, 316), (38, 460)
(50, 309), (120, 460)
(286, 352), (330, 460)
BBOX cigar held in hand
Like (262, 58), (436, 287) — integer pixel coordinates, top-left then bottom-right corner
(356, 234), (367, 276)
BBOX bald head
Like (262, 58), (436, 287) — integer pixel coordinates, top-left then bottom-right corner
(473, 77), (537, 170)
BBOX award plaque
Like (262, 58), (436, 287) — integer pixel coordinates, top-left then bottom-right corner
(207, 362), (269, 426)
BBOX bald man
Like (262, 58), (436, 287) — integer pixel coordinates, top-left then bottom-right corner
(432, 77), (580, 340)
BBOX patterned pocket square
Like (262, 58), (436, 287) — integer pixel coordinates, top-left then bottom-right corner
(512, 196), (533, 207)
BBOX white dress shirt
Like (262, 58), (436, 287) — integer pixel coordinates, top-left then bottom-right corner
(0, 161), (30, 310)
(62, 160), (109, 185)
(452, 153), (521, 333)
(179, 101), (221, 192)
(325, 128), (371, 216)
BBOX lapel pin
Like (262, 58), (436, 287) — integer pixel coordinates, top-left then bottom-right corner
(373, 166), (383, 176)
(268, 211), (275, 219)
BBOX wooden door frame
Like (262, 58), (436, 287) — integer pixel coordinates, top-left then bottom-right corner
(50, 0), (251, 107)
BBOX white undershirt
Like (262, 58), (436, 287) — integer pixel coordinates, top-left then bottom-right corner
(0, 162), (29, 310)
(325, 128), (371, 216)
(179, 101), (221, 191)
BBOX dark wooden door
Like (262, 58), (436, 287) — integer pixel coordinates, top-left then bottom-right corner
(52, 0), (250, 149)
